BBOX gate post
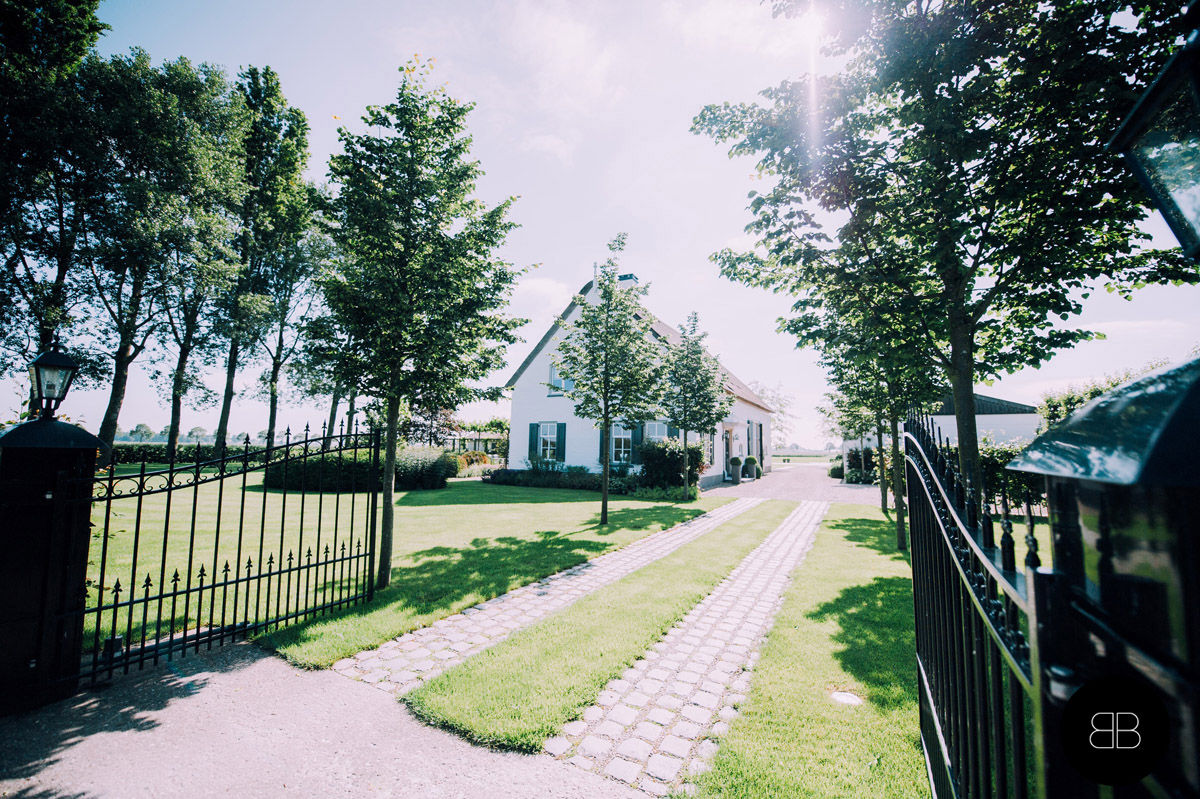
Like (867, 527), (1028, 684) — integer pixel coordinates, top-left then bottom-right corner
(0, 418), (104, 715)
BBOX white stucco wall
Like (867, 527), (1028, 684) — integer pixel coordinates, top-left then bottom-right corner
(508, 279), (772, 482)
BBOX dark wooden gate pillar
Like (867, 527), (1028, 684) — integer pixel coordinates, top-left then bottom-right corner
(0, 418), (103, 715)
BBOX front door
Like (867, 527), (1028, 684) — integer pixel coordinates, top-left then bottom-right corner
(723, 429), (733, 479)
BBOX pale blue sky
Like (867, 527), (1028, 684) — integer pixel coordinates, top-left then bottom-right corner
(7, 0), (1199, 446)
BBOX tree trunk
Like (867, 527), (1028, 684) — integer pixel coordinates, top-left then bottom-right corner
(265, 355), (282, 449)
(214, 335), (240, 450)
(948, 320), (982, 496)
(167, 344), (190, 458)
(600, 419), (610, 525)
(324, 389), (341, 447)
(681, 429), (690, 497)
(377, 394), (400, 590)
(346, 392), (357, 431)
(876, 419), (888, 513)
(97, 342), (135, 464)
(890, 413), (907, 551)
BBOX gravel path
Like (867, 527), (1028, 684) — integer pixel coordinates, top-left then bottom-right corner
(707, 462), (879, 503)
(543, 500), (829, 796)
(332, 498), (764, 695)
(0, 643), (644, 799)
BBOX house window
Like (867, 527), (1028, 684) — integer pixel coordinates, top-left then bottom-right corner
(644, 421), (668, 442)
(548, 364), (574, 395)
(612, 425), (632, 463)
(539, 422), (558, 460)
(706, 433), (715, 463)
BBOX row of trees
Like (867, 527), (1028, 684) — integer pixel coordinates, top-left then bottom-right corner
(2, 5), (325, 457)
(4, 8), (527, 588)
(553, 238), (733, 524)
(694, 0), (1200, 545)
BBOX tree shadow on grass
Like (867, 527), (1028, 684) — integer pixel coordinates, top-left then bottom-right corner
(584, 504), (709, 532)
(806, 575), (917, 711)
(262, 531), (616, 652)
(827, 512), (912, 564)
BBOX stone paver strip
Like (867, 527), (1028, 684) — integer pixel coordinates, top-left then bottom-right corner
(546, 500), (828, 793)
(332, 498), (763, 693)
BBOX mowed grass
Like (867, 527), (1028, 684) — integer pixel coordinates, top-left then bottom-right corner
(405, 499), (797, 752)
(86, 467), (376, 652)
(262, 482), (730, 668)
(694, 503), (929, 799)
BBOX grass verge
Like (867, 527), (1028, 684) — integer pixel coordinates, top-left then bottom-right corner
(404, 499), (798, 752)
(693, 503), (928, 799)
(261, 482), (729, 668)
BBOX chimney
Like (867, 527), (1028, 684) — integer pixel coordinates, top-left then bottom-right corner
(617, 272), (638, 285)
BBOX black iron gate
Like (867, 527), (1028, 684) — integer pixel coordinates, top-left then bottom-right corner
(905, 413), (1062, 799)
(77, 423), (381, 685)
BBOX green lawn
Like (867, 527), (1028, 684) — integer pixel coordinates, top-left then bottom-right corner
(694, 503), (929, 799)
(261, 482), (729, 668)
(85, 475), (726, 664)
(405, 499), (796, 752)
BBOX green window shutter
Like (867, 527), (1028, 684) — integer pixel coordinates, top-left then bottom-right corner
(667, 425), (679, 439)
(600, 424), (607, 465)
(528, 422), (538, 461)
(631, 424), (644, 464)
(556, 423), (567, 462)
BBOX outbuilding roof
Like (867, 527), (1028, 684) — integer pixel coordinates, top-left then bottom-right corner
(931, 393), (1037, 416)
(504, 277), (773, 413)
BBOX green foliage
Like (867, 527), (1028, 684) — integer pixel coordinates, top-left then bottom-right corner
(828, 463), (844, 479)
(1037, 358), (1168, 430)
(694, 0), (1197, 487)
(394, 446), (458, 490)
(263, 449), (381, 492)
(629, 485), (699, 502)
(484, 467), (625, 493)
(457, 450), (490, 467)
(553, 239), (662, 522)
(638, 439), (705, 488)
(661, 311), (732, 482)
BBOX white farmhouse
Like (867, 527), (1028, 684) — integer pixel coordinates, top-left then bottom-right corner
(505, 274), (774, 489)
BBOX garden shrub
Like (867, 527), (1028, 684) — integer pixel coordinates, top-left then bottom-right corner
(263, 448), (381, 492)
(629, 485), (698, 501)
(638, 439), (705, 488)
(395, 447), (458, 490)
(484, 466), (632, 494)
(742, 455), (758, 478)
(828, 463), (844, 479)
(845, 447), (876, 471)
(458, 450), (490, 467)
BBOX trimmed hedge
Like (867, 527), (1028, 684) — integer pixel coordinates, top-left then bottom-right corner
(828, 463), (844, 479)
(639, 440), (705, 488)
(395, 447), (459, 490)
(110, 442), (241, 464)
(263, 449), (381, 492)
(484, 468), (633, 495)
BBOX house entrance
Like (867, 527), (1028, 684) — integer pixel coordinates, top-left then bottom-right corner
(723, 429), (733, 479)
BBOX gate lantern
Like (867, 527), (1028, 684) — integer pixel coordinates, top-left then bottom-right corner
(1110, 5), (1200, 260)
(1008, 357), (1200, 794)
(0, 348), (104, 715)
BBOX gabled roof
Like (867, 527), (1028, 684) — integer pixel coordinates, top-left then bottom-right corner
(931, 393), (1037, 416)
(505, 278), (773, 413)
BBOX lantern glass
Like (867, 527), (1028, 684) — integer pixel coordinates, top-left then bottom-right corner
(1129, 80), (1200, 256)
(36, 365), (74, 401)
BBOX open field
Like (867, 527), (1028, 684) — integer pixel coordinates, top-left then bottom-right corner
(694, 503), (929, 799)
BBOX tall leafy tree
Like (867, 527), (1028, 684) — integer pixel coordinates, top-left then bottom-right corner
(86, 52), (246, 455)
(661, 312), (733, 492)
(213, 65), (309, 449)
(695, 0), (1198, 488)
(0, 0), (108, 401)
(255, 204), (324, 449)
(554, 239), (663, 525)
(324, 59), (523, 589)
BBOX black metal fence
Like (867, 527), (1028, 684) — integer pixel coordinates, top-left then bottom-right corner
(77, 423), (381, 684)
(905, 412), (1056, 799)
